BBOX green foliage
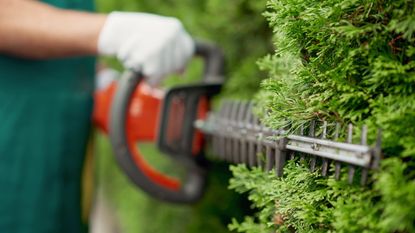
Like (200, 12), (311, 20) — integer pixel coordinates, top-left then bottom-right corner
(229, 0), (415, 232)
(374, 158), (415, 232)
(230, 164), (415, 230)
(257, 0), (415, 153)
(229, 160), (415, 233)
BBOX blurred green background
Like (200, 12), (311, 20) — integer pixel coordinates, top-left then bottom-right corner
(94, 133), (251, 233)
(93, 0), (272, 232)
(96, 0), (272, 98)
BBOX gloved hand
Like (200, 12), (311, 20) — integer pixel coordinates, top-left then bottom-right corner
(97, 12), (194, 85)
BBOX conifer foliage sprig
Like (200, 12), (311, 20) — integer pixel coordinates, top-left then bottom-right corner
(230, 0), (415, 232)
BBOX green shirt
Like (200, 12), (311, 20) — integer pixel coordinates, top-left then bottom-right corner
(0, 1), (95, 232)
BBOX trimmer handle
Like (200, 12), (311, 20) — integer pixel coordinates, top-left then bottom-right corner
(109, 41), (224, 203)
(194, 41), (225, 83)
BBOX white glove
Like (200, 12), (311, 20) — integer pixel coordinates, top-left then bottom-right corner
(97, 12), (195, 85)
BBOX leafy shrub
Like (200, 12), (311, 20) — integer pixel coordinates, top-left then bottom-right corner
(230, 0), (415, 232)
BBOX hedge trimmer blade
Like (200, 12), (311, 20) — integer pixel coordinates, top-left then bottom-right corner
(193, 101), (382, 185)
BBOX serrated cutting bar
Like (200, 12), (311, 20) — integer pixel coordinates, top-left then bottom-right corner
(195, 101), (382, 185)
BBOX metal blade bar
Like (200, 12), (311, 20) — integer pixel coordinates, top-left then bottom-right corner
(194, 101), (382, 185)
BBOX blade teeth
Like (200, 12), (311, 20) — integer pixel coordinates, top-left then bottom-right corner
(239, 107), (247, 164)
(223, 101), (233, 160)
(348, 168), (355, 184)
(335, 164), (341, 180)
(245, 101), (254, 124)
(333, 122), (341, 180)
(240, 140), (247, 165)
(237, 101), (249, 164)
(232, 138), (239, 163)
(321, 162), (329, 177)
(238, 102), (247, 165)
(219, 101), (228, 117)
(216, 102), (224, 159)
(231, 101), (238, 163)
(360, 125), (368, 185)
(275, 139), (287, 177)
(246, 102), (256, 167)
(212, 113), (221, 157)
(265, 146), (274, 171)
(224, 101), (235, 162)
(361, 125), (368, 145)
(334, 122), (340, 139)
(210, 100), (378, 186)
(237, 101), (248, 122)
(256, 137), (263, 169)
(251, 105), (263, 168)
(321, 121), (327, 139)
(321, 121), (329, 177)
(248, 141), (256, 167)
(291, 123), (302, 160)
(347, 124), (355, 184)
(212, 135), (219, 157)
(360, 169), (369, 186)
(309, 120), (316, 136)
(372, 128), (382, 169)
(310, 158), (316, 172)
(234, 101), (242, 163)
(309, 120), (316, 172)
(299, 123), (306, 161)
(347, 123), (353, 143)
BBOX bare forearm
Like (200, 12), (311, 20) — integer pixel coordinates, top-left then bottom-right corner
(0, 0), (106, 59)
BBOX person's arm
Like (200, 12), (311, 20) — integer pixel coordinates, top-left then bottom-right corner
(0, 0), (106, 59)
(0, 0), (194, 83)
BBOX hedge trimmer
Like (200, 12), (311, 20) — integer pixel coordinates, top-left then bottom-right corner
(93, 41), (382, 204)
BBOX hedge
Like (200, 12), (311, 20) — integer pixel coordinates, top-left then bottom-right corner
(230, 0), (415, 232)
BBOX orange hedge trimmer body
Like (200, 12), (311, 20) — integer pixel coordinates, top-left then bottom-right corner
(92, 42), (225, 203)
